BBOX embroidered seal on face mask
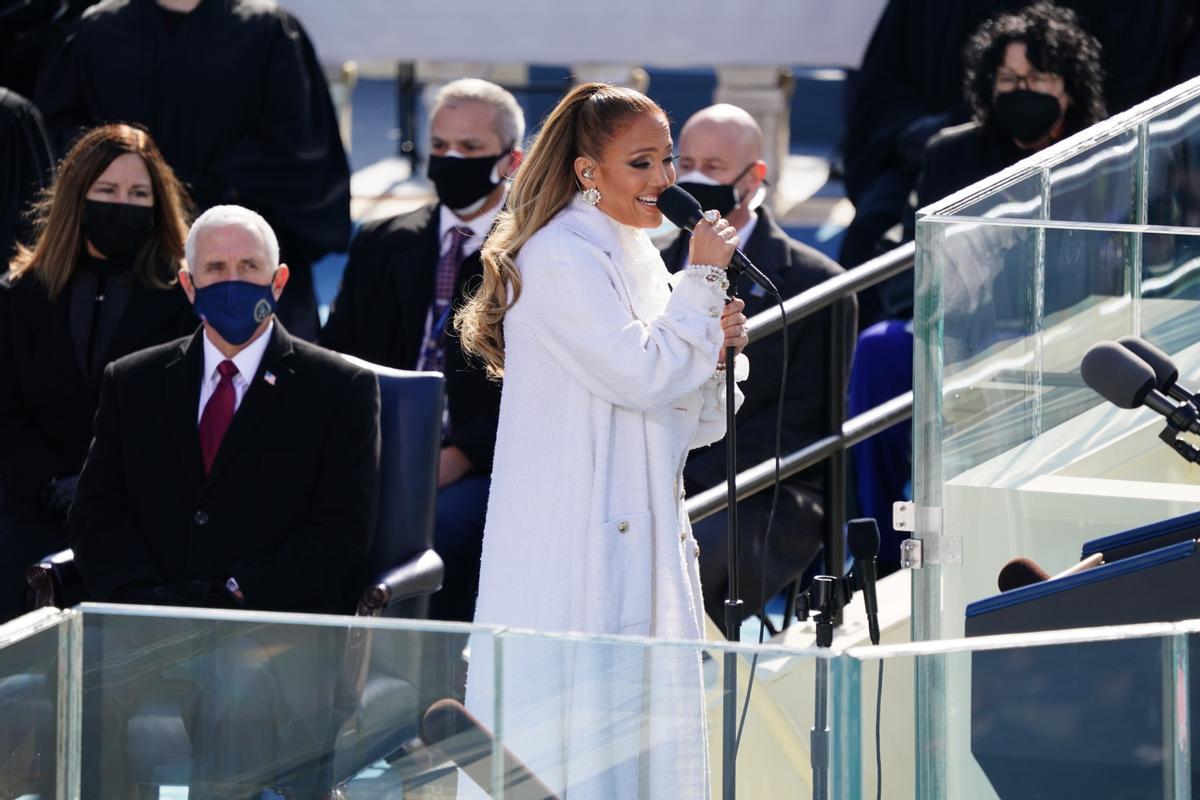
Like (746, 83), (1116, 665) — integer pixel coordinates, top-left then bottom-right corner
(253, 298), (272, 322)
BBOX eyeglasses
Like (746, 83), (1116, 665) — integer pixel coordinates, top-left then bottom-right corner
(995, 69), (1063, 94)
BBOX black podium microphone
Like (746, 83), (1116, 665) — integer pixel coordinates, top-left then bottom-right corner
(847, 518), (881, 645)
(1117, 336), (1194, 404)
(1081, 341), (1200, 433)
(655, 184), (778, 295)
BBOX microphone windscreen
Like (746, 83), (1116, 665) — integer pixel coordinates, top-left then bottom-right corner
(847, 518), (881, 560)
(655, 184), (704, 231)
(1117, 336), (1179, 392)
(421, 698), (478, 746)
(1080, 341), (1156, 409)
(997, 557), (1050, 592)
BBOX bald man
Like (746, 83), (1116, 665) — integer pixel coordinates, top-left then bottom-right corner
(661, 104), (858, 626)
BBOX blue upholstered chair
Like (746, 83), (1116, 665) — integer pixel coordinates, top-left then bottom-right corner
(17, 357), (448, 796)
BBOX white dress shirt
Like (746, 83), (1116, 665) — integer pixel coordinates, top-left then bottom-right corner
(197, 321), (274, 424)
(438, 198), (503, 258)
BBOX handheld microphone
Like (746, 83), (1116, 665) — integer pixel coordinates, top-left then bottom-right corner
(1080, 341), (1200, 434)
(421, 699), (560, 800)
(1117, 336), (1196, 405)
(847, 518), (881, 645)
(655, 184), (778, 296)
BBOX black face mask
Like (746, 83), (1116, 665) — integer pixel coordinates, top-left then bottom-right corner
(675, 164), (755, 218)
(81, 200), (155, 261)
(993, 89), (1063, 146)
(427, 153), (507, 212)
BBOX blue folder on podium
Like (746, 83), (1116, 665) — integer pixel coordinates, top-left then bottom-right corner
(964, 511), (1200, 800)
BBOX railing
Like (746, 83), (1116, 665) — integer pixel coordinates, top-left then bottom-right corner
(684, 240), (917, 626)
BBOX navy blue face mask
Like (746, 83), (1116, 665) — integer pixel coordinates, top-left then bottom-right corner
(192, 277), (278, 345)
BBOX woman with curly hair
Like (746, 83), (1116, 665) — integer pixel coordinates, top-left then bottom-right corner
(915, 2), (1107, 216)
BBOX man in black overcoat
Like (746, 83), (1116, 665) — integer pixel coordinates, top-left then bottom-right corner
(322, 78), (523, 622)
(660, 104), (857, 625)
(68, 204), (380, 798)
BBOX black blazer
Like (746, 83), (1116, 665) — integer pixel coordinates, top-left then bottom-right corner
(0, 269), (197, 506)
(661, 207), (858, 494)
(321, 202), (501, 473)
(69, 323), (381, 613)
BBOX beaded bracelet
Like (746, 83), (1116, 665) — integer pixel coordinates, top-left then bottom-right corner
(686, 264), (730, 295)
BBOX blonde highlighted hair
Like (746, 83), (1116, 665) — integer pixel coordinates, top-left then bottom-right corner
(454, 82), (665, 379)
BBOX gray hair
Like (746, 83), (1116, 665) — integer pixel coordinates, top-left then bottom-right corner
(184, 205), (280, 270)
(432, 78), (526, 151)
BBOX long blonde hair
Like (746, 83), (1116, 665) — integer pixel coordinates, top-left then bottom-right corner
(454, 82), (665, 379)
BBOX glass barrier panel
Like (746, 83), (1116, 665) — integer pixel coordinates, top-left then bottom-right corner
(1045, 128), (1140, 225)
(1145, 90), (1200, 230)
(916, 219), (1200, 649)
(0, 609), (75, 800)
(843, 626), (1194, 800)
(74, 604), (493, 799)
(937, 167), (1045, 224)
(489, 628), (825, 799)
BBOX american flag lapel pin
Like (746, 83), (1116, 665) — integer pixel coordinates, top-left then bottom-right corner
(264, 371), (277, 386)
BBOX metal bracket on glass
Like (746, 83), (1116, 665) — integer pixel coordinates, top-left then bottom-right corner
(898, 536), (963, 569)
(894, 502), (961, 568)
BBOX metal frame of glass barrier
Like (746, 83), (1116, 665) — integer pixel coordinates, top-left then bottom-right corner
(0, 607), (78, 799)
(914, 74), (1200, 798)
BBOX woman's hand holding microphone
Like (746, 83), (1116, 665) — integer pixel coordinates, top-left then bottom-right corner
(689, 209), (748, 364)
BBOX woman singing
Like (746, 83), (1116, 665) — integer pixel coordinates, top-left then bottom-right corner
(456, 83), (747, 799)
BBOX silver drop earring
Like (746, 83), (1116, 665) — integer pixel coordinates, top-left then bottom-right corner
(581, 167), (600, 205)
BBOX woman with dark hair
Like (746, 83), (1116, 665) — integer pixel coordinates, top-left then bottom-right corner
(0, 123), (197, 621)
(916, 2), (1107, 218)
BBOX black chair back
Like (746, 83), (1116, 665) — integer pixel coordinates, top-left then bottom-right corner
(339, 356), (444, 617)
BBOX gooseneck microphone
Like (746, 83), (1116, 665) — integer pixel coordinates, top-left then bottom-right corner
(655, 184), (779, 295)
(1117, 335), (1196, 405)
(847, 518), (881, 645)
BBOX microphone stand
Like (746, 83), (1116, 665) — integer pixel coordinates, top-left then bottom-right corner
(794, 560), (875, 800)
(796, 575), (844, 800)
(1158, 423), (1200, 465)
(722, 278), (742, 800)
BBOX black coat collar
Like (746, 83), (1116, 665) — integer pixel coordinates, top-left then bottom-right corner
(8, 270), (193, 389)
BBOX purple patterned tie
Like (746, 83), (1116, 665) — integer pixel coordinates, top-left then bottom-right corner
(418, 225), (473, 373)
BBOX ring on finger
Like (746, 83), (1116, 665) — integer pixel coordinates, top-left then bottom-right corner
(702, 210), (720, 224)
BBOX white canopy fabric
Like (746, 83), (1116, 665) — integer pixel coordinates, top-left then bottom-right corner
(278, 0), (887, 69)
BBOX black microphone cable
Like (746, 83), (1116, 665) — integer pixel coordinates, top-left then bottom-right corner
(875, 659), (884, 800)
(731, 277), (788, 757)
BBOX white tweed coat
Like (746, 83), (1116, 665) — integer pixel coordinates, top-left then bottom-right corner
(462, 196), (746, 800)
